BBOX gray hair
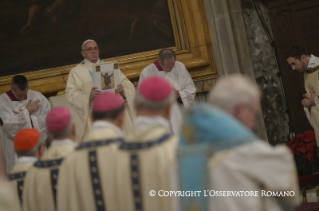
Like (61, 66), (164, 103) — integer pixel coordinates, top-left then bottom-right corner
(208, 74), (261, 112)
(158, 49), (176, 65)
(47, 121), (73, 140)
(15, 140), (41, 157)
(135, 91), (175, 111)
(81, 39), (97, 50)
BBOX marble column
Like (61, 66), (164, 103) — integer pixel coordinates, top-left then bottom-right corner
(203, 0), (268, 141)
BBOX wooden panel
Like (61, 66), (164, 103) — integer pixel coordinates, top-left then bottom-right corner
(268, 0), (319, 134)
(267, 0), (307, 9)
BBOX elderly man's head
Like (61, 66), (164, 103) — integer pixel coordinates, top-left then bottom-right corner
(158, 49), (176, 72)
(208, 74), (261, 129)
(46, 107), (75, 141)
(91, 92), (125, 128)
(14, 128), (44, 159)
(81, 39), (99, 63)
(136, 76), (175, 119)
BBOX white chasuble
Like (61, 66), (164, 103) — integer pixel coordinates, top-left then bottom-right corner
(57, 125), (123, 211)
(66, 59), (136, 142)
(23, 140), (76, 211)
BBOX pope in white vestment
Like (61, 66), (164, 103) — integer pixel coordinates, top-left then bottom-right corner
(23, 108), (77, 211)
(0, 87), (51, 172)
(177, 104), (300, 211)
(66, 40), (136, 142)
(139, 49), (196, 134)
(57, 92), (125, 211)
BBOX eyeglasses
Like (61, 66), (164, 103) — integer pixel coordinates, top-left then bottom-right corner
(82, 47), (99, 52)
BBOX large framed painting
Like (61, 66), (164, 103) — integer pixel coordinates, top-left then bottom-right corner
(0, 0), (217, 96)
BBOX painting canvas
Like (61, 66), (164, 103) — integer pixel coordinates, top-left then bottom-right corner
(0, 0), (175, 76)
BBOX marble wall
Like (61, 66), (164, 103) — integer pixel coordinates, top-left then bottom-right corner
(203, 0), (290, 144)
(239, 0), (290, 144)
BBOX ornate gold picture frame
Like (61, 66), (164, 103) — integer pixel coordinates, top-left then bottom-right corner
(0, 0), (217, 96)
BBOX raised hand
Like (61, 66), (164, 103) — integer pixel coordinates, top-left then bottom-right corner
(115, 84), (125, 96)
(26, 100), (40, 114)
(89, 87), (101, 104)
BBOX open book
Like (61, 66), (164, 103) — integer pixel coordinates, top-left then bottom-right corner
(92, 61), (120, 93)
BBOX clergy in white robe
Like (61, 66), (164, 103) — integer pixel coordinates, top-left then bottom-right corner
(0, 179), (20, 211)
(57, 92), (125, 211)
(65, 39), (136, 142)
(0, 75), (51, 172)
(195, 75), (299, 211)
(23, 107), (77, 211)
(0, 130), (20, 211)
(286, 47), (319, 151)
(178, 104), (300, 211)
(8, 128), (44, 211)
(139, 49), (196, 134)
(116, 76), (178, 211)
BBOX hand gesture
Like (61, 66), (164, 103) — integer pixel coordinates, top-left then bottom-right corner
(89, 87), (101, 104)
(13, 110), (19, 115)
(172, 88), (180, 98)
(12, 108), (24, 115)
(302, 91), (316, 108)
(115, 84), (125, 96)
(26, 100), (40, 114)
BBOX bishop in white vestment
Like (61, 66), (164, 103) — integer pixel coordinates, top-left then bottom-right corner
(115, 76), (178, 211)
(8, 128), (44, 211)
(23, 107), (77, 211)
(66, 39), (136, 142)
(139, 49), (196, 134)
(0, 179), (20, 211)
(0, 75), (51, 172)
(178, 104), (300, 211)
(57, 92), (125, 211)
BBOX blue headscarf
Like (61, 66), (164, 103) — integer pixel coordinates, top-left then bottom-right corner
(177, 104), (256, 211)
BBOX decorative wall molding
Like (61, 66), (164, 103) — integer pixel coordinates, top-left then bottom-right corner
(0, 0), (217, 97)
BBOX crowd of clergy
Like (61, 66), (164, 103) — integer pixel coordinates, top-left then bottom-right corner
(0, 41), (302, 211)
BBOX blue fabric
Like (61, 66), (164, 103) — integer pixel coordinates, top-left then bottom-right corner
(178, 144), (209, 211)
(179, 104), (256, 152)
(89, 70), (94, 82)
(177, 104), (256, 211)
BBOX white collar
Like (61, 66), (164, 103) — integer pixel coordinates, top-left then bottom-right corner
(134, 116), (170, 131)
(84, 58), (100, 64)
(51, 138), (78, 147)
(17, 156), (38, 164)
(92, 120), (124, 136)
(307, 54), (319, 68)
